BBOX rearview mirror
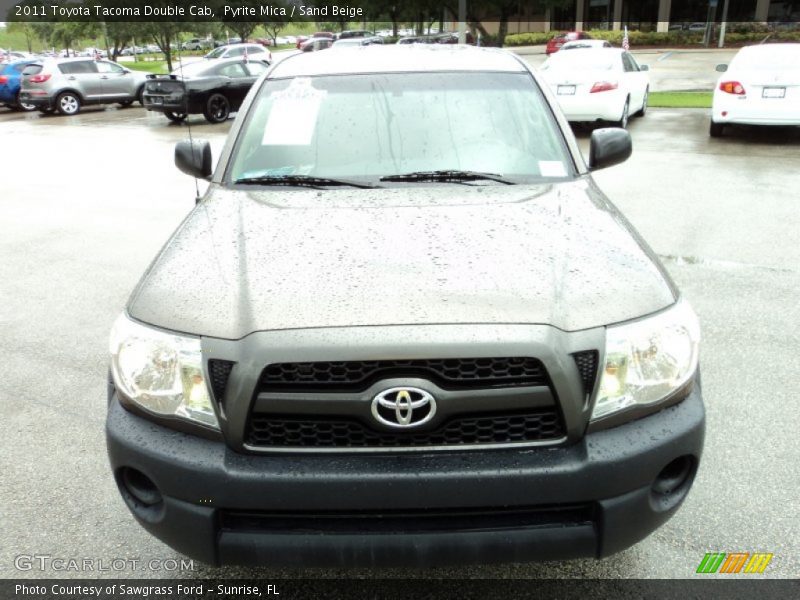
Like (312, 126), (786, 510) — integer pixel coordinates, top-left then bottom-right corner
(715, 63), (728, 72)
(589, 128), (632, 171)
(175, 140), (212, 180)
(639, 64), (649, 71)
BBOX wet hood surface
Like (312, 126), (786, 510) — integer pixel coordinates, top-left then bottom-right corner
(128, 179), (676, 339)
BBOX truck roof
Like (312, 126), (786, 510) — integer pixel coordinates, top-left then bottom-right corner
(269, 45), (528, 78)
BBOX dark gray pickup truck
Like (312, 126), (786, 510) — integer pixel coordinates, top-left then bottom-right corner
(107, 45), (703, 568)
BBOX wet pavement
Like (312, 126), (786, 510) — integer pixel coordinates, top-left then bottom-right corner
(0, 105), (798, 579)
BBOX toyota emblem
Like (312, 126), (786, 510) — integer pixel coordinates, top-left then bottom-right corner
(371, 387), (436, 428)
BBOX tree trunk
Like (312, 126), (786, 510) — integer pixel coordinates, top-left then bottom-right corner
(497, 6), (510, 47)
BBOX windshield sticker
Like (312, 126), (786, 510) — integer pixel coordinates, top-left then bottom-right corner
(539, 161), (567, 177)
(262, 78), (327, 146)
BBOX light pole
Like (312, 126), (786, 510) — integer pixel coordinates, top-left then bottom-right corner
(703, 0), (718, 47)
(458, 0), (466, 44)
(718, 0), (730, 48)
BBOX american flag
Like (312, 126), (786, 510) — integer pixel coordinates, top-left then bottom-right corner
(622, 26), (630, 51)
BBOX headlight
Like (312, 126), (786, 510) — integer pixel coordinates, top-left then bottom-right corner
(109, 313), (219, 429)
(592, 299), (700, 421)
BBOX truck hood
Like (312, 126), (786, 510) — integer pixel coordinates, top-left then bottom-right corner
(128, 179), (676, 339)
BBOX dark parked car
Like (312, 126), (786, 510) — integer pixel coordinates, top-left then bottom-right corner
(338, 29), (374, 40)
(546, 31), (592, 55)
(108, 46), (703, 568)
(397, 32), (475, 45)
(296, 32), (335, 49)
(142, 57), (269, 123)
(300, 38), (334, 52)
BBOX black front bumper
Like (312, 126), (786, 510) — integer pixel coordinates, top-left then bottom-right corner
(106, 383), (704, 568)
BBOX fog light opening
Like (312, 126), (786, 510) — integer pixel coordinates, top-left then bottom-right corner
(652, 455), (693, 496)
(120, 467), (163, 507)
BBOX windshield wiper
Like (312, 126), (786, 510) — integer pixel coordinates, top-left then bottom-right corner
(379, 170), (515, 185)
(234, 175), (379, 189)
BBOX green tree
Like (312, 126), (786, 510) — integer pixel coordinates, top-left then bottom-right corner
(139, 21), (181, 71)
(50, 22), (100, 56)
(6, 22), (37, 53)
(104, 22), (139, 61)
(208, 0), (261, 42)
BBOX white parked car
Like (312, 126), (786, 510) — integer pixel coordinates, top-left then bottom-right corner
(560, 40), (613, 51)
(710, 43), (800, 137)
(539, 48), (649, 128)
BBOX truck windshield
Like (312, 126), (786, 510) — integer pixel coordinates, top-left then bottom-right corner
(227, 71), (573, 185)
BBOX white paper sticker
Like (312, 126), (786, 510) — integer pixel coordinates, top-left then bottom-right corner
(262, 78), (327, 146)
(538, 161), (567, 177)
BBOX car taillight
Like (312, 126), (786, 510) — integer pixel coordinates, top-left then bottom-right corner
(590, 81), (619, 93)
(29, 73), (51, 83)
(0, 75), (8, 84)
(719, 81), (746, 95)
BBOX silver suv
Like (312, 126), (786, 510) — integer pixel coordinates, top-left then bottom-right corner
(182, 38), (213, 51)
(19, 57), (148, 115)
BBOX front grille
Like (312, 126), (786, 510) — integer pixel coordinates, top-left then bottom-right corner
(572, 351), (599, 397)
(220, 504), (596, 534)
(208, 359), (234, 402)
(258, 357), (549, 392)
(245, 408), (565, 449)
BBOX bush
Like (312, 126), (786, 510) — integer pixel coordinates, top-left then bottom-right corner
(504, 27), (800, 48)
(504, 32), (553, 46)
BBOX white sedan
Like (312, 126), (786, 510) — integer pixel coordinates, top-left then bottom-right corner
(560, 40), (613, 51)
(710, 43), (800, 137)
(539, 48), (650, 128)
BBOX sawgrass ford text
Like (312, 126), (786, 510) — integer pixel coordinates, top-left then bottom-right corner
(14, 4), (364, 19)
(14, 584), (274, 597)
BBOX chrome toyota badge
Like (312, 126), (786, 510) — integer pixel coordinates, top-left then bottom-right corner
(371, 387), (436, 428)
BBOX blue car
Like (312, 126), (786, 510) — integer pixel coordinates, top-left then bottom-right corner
(0, 59), (39, 111)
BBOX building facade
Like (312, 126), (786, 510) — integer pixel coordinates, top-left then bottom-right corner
(503, 0), (795, 34)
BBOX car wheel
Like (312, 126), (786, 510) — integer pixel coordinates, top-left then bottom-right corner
(635, 88), (648, 118)
(204, 93), (230, 123)
(165, 111), (187, 123)
(615, 98), (630, 129)
(15, 93), (36, 112)
(56, 92), (81, 115)
(136, 85), (145, 106)
(709, 121), (725, 138)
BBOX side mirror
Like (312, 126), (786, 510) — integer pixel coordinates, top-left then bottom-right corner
(715, 63), (728, 72)
(589, 128), (632, 171)
(639, 64), (649, 71)
(175, 140), (212, 180)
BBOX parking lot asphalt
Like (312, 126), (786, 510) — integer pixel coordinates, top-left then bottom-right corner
(1, 105), (798, 580)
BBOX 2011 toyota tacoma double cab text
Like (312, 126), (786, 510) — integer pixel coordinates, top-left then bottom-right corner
(106, 45), (704, 568)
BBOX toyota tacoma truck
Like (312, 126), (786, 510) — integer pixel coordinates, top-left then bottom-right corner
(106, 45), (703, 567)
